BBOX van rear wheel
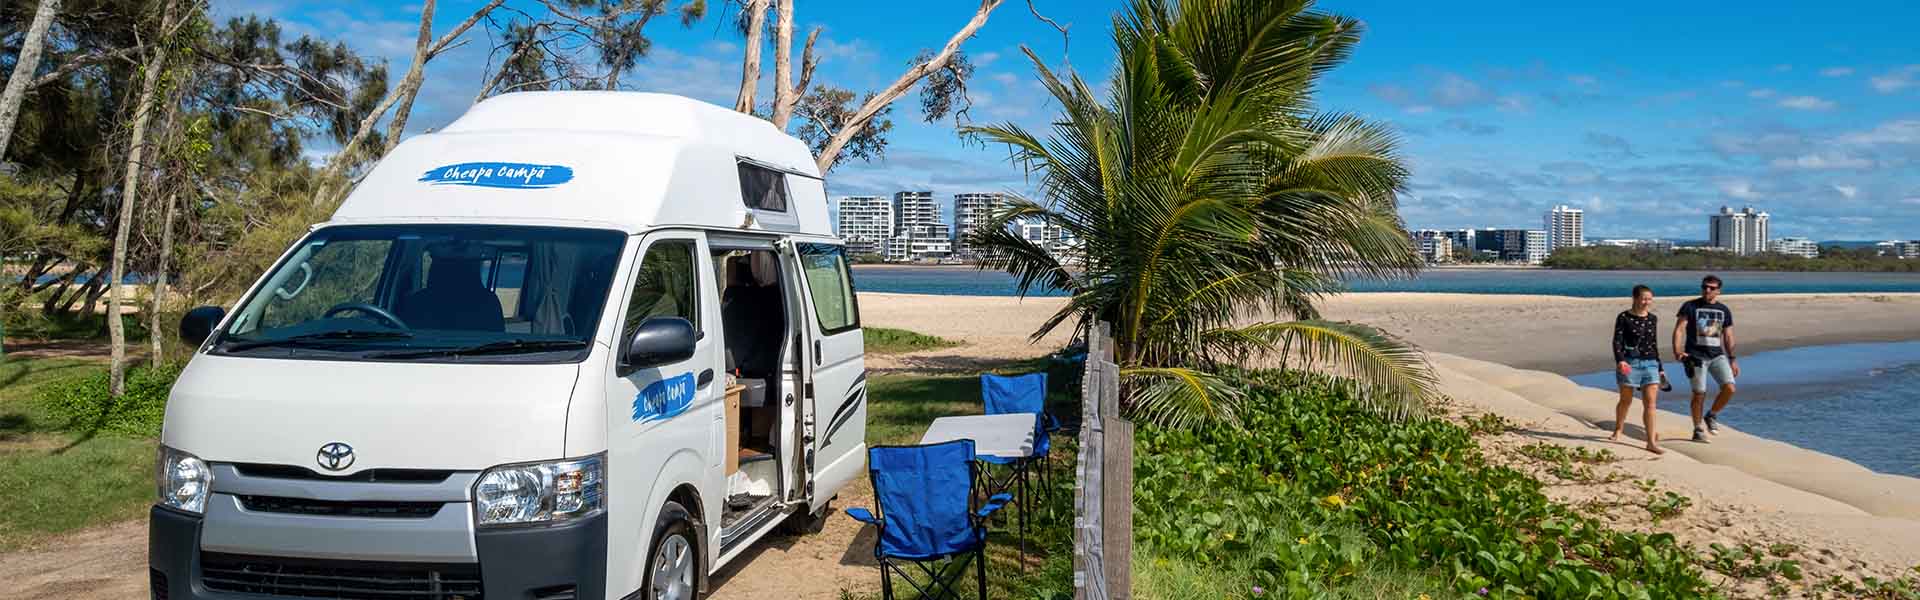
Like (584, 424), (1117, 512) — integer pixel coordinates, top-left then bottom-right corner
(643, 501), (700, 600)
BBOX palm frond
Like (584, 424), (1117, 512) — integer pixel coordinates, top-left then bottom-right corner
(1202, 320), (1436, 419)
(1122, 366), (1246, 430)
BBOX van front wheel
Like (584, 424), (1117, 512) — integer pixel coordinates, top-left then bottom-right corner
(643, 501), (700, 600)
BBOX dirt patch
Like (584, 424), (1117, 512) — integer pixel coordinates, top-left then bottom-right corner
(0, 519), (148, 600)
(1, 339), (128, 362)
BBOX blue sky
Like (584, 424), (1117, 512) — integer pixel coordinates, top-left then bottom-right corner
(215, 0), (1920, 241)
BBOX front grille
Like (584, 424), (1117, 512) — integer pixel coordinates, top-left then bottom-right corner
(200, 552), (482, 599)
(234, 463), (454, 483)
(239, 495), (444, 518)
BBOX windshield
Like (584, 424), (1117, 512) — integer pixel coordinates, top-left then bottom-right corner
(215, 224), (626, 362)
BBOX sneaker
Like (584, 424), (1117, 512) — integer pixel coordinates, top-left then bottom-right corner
(1704, 413), (1720, 434)
(1692, 428), (1709, 443)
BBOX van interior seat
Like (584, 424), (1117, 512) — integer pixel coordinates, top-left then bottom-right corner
(722, 253), (785, 379)
(397, 257), (505, 332)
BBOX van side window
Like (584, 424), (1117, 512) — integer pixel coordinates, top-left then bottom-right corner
(623, 240), (700, 336)
(736, 163), (789, 213)
(797, 243), (858, 334)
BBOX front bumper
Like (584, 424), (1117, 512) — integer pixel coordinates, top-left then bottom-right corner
(149, 505), (607, 599)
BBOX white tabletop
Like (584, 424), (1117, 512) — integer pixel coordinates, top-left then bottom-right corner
(920, 414), (1037, 459)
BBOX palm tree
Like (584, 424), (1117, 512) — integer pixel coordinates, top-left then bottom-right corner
(966, 0), (1437, 428)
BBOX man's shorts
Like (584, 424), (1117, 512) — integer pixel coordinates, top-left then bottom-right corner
(1616, 358), (1661, 388)
(1683, 355), (1735, 393)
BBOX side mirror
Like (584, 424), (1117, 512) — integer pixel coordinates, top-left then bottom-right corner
(621, 317), (696, 371)
(179, 306), (227, 346)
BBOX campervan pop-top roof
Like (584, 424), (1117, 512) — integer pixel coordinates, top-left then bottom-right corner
(329, 91), (830, 236)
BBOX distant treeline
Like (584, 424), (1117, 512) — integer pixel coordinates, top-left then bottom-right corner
(1544, 246), (1920, 272)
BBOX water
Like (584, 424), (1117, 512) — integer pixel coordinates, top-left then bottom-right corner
(1569, 341), (1920, 477)
(852, 266), (1920, 298)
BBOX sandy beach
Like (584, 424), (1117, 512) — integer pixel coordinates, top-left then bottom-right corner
(859, 291), (1920, 376)
(858, 290), (1920, 589)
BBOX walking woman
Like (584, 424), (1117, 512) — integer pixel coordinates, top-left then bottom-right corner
(1612, 285), (1666, 454)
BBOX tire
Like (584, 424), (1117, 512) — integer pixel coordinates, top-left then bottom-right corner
(641, 501), (701, 600)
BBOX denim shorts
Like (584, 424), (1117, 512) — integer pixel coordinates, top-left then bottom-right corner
(1685, 355), (1735, 393)
(1616, 358), (1661, 388)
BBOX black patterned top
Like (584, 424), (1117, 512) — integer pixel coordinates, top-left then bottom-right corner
(1613, 311), (1660, 363)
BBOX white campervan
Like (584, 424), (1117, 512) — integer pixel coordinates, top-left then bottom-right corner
(150, 92), (868, 600)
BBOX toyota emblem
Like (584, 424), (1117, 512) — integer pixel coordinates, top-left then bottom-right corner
(316, 442), (355, 471)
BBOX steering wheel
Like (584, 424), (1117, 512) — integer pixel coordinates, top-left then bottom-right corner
(322, 302), (411, 330)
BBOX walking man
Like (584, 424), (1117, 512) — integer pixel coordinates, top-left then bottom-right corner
(1674, 274), (1738, 442)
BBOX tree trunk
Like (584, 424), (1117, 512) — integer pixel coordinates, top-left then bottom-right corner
(68, 269), (103, 316)
(109, 0), (177, 397)
(733, 0), (769, 113)
(150, 190), (177, 367)
(768, 0), (795, 126)
(39, 264), (83, 315)
(380, 0), (439, 155)
(313, 0), (502, 206)
(0, 0), (62, 160)
(812, 0), (1004, 174)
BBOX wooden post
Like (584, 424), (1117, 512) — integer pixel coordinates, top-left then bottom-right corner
(1098, 330), (1131, 600)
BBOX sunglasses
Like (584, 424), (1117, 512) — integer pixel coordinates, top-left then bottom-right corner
(1702, 285), (1721, 291)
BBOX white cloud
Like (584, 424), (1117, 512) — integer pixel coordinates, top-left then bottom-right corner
(1431, 73), (1491, 107)
(1746, 88), (1776, 99)
(1820, 66), (1855, 77)
(1833, 184), (1859, 198)
(1770, 152), (1872, 169)
(1778, 95), (1835, 110)
(1839, 119), (1920, 145)
(815, 38), (876, 62)
(1719, 179), (1761, 199)
(976, 51), (1001, 67)
(1869, 65), (1920, 93)
(1494, 95), (1531, 113)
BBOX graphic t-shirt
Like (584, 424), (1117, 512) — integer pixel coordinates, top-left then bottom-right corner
(1677, 298), (1733, 359)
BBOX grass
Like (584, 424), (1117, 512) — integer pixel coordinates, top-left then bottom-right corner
(863, 327), (962, 355)
(2, 310), (150, 342)
(0, 356), (157, 552)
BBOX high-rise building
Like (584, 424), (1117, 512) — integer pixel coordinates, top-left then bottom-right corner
(1769, 237), (1819, 258)
(952, 193), (1006, 258)
(1408, 229), (1454, 264)
(835, 196), (893, 256)
(1472, 228), (1545, 263)
(885, 191), (951, 262)
(892, 191), (940, 230)
(1544, 205), (1584, 254)
(1524, 230), (1548, 264)
(1710, 206), (1770, 256)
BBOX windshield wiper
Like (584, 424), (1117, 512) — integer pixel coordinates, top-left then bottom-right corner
(222, 330), (414, 352)
(369, 339), (589, 359)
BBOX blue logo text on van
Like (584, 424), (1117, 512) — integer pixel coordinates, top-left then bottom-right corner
(632, 372), (696, 424)
(418, 162), (574, 189)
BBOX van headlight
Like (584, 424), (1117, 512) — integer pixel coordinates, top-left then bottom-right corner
(156, 446), (213, 514)
(473, 454), (604, 527)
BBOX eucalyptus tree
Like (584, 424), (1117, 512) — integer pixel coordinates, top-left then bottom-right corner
(966, 0), (1437, 427)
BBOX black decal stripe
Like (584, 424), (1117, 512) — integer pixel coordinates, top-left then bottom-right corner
(824, 388), (865, 443)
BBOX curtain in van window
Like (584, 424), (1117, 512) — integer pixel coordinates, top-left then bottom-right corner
(529, 243), (583, 334)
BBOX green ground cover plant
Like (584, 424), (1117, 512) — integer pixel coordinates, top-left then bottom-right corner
(1134, 370), (1714, 599)
(863, 327), (962, 355)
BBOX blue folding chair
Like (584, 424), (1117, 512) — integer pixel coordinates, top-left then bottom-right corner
(847, 440), (1012, 600)
(979, 372), (1059, 566)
